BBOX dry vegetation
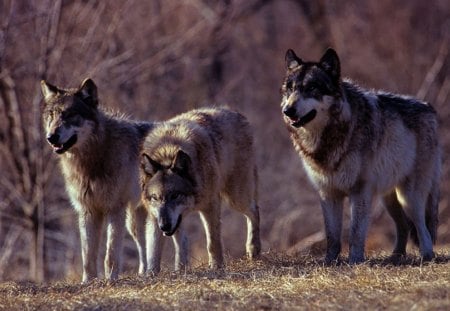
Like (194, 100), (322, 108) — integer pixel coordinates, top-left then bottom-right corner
(0, 0), (449, 305)
(0, 252), (449, 310)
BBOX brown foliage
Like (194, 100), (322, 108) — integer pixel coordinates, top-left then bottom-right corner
(0, 0), (449, 281)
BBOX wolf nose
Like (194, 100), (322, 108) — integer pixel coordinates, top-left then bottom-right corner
(283, 106), (297, 118)
(47, 133), (60, 145)
(159, 223), (172, 233)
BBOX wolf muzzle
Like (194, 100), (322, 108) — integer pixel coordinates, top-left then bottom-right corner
(284, 108), (317, 128)
(47, 133), (78, 154)
(159, 215), (182, 236)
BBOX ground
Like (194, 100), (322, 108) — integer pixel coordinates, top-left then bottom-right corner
(1, 252), (449, 310)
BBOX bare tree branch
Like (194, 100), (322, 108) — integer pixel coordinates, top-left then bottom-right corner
(417, 38), (449, 100)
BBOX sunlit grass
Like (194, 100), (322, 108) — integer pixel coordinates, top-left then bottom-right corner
(0, 252), (449, 310)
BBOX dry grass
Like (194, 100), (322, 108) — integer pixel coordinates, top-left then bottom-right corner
(1, 252), (449, 311)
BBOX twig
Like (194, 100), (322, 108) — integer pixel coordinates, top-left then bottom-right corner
(416, 38), (449, 100)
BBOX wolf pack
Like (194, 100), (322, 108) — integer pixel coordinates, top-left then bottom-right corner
(41, 48), (442, 282)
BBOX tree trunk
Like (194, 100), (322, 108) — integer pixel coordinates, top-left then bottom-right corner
(29, 204), (45, 282)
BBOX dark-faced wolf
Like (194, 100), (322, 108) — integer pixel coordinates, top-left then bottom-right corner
(140, 107), (261, 273)
(41, 78), (152, 281)
(280, 48), (441, 264)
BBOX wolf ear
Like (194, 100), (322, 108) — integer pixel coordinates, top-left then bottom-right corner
(77, 78), (98, 108)
(40, 80), (59, 102)
(285, 49), (302, 70)
(320, 48), (340, 80)
(172, 150), (191, 177)
(141, 154), (162, 176)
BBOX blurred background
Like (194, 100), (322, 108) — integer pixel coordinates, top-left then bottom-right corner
(0, 0), (449, 282)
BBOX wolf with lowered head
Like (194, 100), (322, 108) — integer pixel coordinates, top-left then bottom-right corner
(140, 107), (261, 273)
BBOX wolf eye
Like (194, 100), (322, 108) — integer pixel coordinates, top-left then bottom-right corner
(305, 85), (317, 93)
(49, 111), (58, 122)
(170, 193), (183, 201)
(148, 194), (159, 202)
(286, 80), (294, 90)
(305, 83), (322, 95)
(61, 112), (75, 124)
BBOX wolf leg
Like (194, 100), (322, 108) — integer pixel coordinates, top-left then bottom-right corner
(243, 202), (261, 259)
(320, 196), (344, 264)
(223, 184), (261, 259)
(172, 224), (188, 271)
(126, 204), (147, 274)
(396, 187), (434, 261)
(146, 215), (164, 275)
(199, 202), (223, 269)
(104, 209), (126, 280)
(425, 178), (440, 245)
(383, 191), (411, 257)
(78, 211), (103, 282)
(348, 190), (372, 264)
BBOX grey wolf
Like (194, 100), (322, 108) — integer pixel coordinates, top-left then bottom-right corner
(140, 107), (261, 272)
(280, 48), (441, 263)
(41, 78), (152, 281)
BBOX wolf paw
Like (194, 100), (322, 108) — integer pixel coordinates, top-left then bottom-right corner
(421, 251), (435, 262)
(246, 245), (261, 260)
(387, 253), (406, 265)
(348, 255), (365, 265)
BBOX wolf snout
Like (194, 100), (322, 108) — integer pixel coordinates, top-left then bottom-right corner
(283, 106), (297, 119)
(159, 222), (172, 233)
(47, 133), (60, 145)
(158, 215), (182, 236)
(158, 216), (175, 235)
(46, 132), (78, 154)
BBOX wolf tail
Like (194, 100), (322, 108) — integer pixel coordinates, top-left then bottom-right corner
(409, 180), (440, 246)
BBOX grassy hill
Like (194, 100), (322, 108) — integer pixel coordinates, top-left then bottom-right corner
(1, 252), (449, 310)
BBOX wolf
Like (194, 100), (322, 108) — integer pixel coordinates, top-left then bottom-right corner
(280, 48), (441, 264)
(140, 107), (261, 273)
(41, 78), (152, 281)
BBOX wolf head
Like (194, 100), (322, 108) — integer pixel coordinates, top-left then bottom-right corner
(140, 149), (196, 236)
(41, 78), (99, 154)
(280, 48), (344, 129)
